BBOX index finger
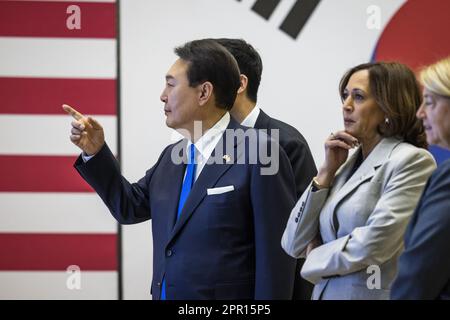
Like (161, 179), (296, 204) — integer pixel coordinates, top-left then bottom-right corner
(333, 131), (358, 143)
(62, 104), (85, 120)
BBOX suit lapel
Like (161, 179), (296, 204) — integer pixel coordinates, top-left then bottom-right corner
(165, 140), (188, 233)
(331, 137), (402, 210)
(167, 118), (243, 243)
(254, 108), (270, 129)
(330, 150), (360, 193)
(319, 150), (361, 238)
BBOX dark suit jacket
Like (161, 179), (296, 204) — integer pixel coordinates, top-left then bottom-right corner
(391, 159), (450, 300)
(254, 109), (317, 300)
(75, 117), (297, 300)
(254, 110), (317, 199)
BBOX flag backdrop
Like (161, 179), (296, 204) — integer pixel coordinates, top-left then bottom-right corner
(0, 0), (118, 299)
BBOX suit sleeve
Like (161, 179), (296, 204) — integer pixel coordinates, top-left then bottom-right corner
(301, 150), (436, 284)
(284, 138), (317, 199)
(281, 184), (329, 258)
(74, 143), (168, 224)
(391, 163), (450, 299)
(250, 139), (297, 299)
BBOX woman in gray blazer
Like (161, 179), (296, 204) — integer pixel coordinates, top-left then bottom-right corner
(391, 56), (450, 300)
(282, 62), (436, 300)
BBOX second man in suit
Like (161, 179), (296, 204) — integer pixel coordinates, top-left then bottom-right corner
(214, 38), (317, 300)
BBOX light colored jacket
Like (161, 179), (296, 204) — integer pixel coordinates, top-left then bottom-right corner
(282, 137), (436, 300)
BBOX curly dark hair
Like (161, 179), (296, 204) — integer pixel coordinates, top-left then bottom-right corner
(339, 62), (427, 149)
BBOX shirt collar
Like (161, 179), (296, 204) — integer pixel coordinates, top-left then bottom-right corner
(240, 106), (260, 128)
(187, 112), (230, 161)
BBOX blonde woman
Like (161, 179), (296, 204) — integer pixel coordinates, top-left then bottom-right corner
(392, 57), (450, 300)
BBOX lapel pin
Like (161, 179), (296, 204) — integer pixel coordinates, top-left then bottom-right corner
(223, 155), (231, 163)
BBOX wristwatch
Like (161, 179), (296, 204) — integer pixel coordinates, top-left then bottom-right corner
(311, 177), (329, 191)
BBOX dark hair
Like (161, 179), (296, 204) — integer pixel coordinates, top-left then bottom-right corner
(174, 39), (241, 110)
(213, 38), (263, 103)
(339, 62), (427, 149)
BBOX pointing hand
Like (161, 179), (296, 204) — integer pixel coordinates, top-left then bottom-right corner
(62, 104), (105, 156)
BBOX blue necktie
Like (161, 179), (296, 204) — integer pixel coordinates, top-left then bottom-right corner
(176, 143), (197, 219)
(161, 143), (196, 300)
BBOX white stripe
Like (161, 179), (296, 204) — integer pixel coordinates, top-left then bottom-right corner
(0, 271), (118, 300)
(0, 193), (117, 233)
(0, 38), (116, 79)
(0, 115), (117, 156)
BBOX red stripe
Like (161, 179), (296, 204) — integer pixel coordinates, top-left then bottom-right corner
(0, 1), (116, 38)
(0, 155), (94, 192)
(0, 77), (116, 115)
(0, 233), (117, 271)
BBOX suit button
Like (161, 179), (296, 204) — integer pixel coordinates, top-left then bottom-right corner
(166, 249), (173, 257)
(157, 282), (161, 287)
(295, 218), (299, 223)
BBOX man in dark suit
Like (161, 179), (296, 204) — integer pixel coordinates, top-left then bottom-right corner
(63, 39), (297, 299)
(215, 38), (317, 300)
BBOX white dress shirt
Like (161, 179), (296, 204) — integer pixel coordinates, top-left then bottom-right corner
(187, 112), (230, 181)
(240, 106), (260, 128)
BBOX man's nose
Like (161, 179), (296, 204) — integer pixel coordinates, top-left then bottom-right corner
(160, 91), (167, 103)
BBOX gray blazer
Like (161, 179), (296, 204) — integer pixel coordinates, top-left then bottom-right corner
(282, 137), (436, 300)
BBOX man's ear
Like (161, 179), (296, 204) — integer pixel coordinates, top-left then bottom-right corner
(237, 74), (248, 94)
(198, 81), (213, 106)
